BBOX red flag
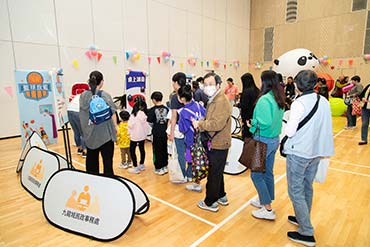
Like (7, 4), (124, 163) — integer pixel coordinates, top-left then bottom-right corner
(157, 56), (161, 64)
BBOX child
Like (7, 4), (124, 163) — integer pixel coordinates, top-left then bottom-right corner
(178, 85), (206, 192)
(316, 77), (329, 100)
(127, 97), (150, 174)
(147, 92), (169, 175)
(117, 111), (132, 169)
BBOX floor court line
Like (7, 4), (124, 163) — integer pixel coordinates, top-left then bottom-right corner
(190, 173), (287, 247)
(147, 194), (217, 227)
(329, 167), (370, 178)
(330, 159), (370, 169)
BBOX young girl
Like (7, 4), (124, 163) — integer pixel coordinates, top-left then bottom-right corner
(178, 85), (206, 192)
(127, 97), (150, 174)
(117, 111), (132, 169)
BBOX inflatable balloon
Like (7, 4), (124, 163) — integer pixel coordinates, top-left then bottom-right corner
(329, 97), (347, 116)
(273, 48), (319, 78)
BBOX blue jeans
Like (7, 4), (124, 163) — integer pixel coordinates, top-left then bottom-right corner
(361, 108), (370, 142)
(251, 136), (280, 205)
(174, 138), (191, 178)
(286, 154), (320, 236)
(67, 111), (85, 149)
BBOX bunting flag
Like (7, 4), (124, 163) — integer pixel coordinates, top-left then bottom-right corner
(200, 61), (203, 67)
(112, 56), (117, 64)
(157, 56), (161, 64)
(148, 57), (152, 64)
(206, 61), (209, 67)
(224, 64), (226, 69)
(171, 60), (175, 66)
(180, 63), (184, 69)
(72, 59), (79, 69)
(4, 86), (14, 98)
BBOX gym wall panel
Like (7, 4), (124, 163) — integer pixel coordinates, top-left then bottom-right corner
(92, 0), (124, 51)
(186, 0), (202, 15)
(147, 0), (169, 56)
(227, 0), (249, 28)
(123, 0), (148, 52)
(0, 41), (19, 137)
(154, 0), (187, 11)
(55, 0), (93, 48)
(202, 17), (215, 60)
(169, 8), (187, 58)
(299, 0), (352, 21)
(0, 0), (11, 41)
(249, 29), (263, 62)
(149, 61), (171, 105)
(187, 12), (202, 57)
(250, 0), (285, 29)
(14, 43), (59, 70)
(8, 0), (57, 45)
(214, 20), (226, 61)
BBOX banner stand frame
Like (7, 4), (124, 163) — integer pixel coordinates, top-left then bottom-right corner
(61, 123), (72, 167)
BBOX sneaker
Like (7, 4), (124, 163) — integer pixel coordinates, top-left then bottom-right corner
(287, 231), (316, 247)
(77, 148), (83, 154)
(161, 167), (168, 174)
(186, 184), (202, 192)
(154, 169), (161, 175)
(187, 177), (193, 182)
(217, 195), (229, 206)
(250, 198), (262, 208)
(128, 166), (140, 174)
(118, 163), (126, 169)
(81, 151), (87, 158)
(359, 141), (368, 145)
(139, 164), (145, 171)
(251, 207), (276, 220)
(157, 168), (166, 176)
(288, 215), (299, 226)
(197, 200), (219, 212)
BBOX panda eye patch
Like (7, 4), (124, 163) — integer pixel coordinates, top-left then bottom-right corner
(298, 56), (307, 66)
(308, 56), (312, 60)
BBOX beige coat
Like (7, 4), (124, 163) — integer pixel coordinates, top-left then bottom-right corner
(198, 90), (232, 150)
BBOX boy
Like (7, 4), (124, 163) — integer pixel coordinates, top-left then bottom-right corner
(147, 91), (169, 175)
(117, 111), (132, 168)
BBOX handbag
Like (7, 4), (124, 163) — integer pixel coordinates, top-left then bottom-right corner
(238, 127), (267, 172)
(344, 97), (353, 106)
(280, 94), (320, 157)
(191, 131), (209, 183)
(351, 97), (362, 116)
(314, 158), (330, 183)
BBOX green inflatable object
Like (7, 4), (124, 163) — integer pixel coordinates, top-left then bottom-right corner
(329, 97), (347, 116)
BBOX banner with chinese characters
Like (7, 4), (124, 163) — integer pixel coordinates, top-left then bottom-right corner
(42, 170), (136, 241)
(20, 146), (60, 199)
(17, 132), (47, 173)
(15, 69), (67, 146)
(125, 70), (147, 113)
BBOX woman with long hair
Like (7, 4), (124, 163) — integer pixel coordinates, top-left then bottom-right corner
(246, 70), (285, 220)
(239, 73), (260, 139)
(79, 71), (118, 176)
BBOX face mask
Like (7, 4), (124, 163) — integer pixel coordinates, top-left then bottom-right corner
(204, 85), (217, 96)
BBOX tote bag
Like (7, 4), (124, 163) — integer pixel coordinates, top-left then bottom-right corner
(168, 143), (185, 183)
(238, 137), (267, 172)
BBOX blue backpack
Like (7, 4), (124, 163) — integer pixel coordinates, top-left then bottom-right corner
(89, 91), (112, 125)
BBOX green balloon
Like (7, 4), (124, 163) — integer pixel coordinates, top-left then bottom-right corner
(329, 97), (347, 116)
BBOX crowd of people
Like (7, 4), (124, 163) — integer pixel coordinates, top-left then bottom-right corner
(66, 69), (369, 247)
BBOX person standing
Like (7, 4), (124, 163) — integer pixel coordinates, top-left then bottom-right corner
(345, 76), (363, 129)
(116, 110), (132, 169)
(224, 77), (238, 106)
(192, 80), (208, 107)
(67, 92), (86, 157)
(358, 83), (370, 145)
(284, 70), (334, 246)
(246, 70), (285, 220)
(192, 72), (231, 212)
(80, 71), (117, 176)
(239, 73), (260, 139)
(147, 91), (170, 175)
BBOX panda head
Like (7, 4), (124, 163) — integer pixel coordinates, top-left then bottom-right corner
(273, 48), (319, 78)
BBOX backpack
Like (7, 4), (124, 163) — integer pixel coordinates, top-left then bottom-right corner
(89, 91), (112, 125)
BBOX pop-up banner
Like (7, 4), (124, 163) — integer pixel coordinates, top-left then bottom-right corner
(43, 170), (136, 241)
(15, 69), (68, 146)
(20, 146), (61, 199)
(224, 137), (247, 175)
(117, 176), (149, 215)
(17, 131), (47, 173)
(125, 70), (146, 113)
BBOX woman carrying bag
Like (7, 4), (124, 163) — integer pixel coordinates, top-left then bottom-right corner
(246, 70), (285, 220)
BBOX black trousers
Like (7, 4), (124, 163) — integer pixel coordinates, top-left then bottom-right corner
(130, 140), (145, 167)
(86, 140), (114, 176)
(152, 134), (168, 170)
(204, 148), (229, 206)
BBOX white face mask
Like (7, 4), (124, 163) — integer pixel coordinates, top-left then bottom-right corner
(204, 85), (217, 96)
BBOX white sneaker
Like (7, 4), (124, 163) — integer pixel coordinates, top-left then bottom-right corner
(250, 198), (262, 208)
(252, 207), (276, 220)
(139, 164), (145, 171)
(128, 167), (140, 174)
(187, 177), (193, 182)
(118, 163), (125, 169)
(154, 169), (161, 175)
(185, 184), (202, 192)
(161, 167), (168, 174)
(157, 168), (166, 176)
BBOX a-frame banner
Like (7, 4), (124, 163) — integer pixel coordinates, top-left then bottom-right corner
(224, 137), (248, 175)
(17, 131), (47, 173)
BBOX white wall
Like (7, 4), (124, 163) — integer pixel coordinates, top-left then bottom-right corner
(0, 0), (250, 138)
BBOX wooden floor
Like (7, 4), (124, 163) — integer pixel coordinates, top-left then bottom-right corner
(0, 116), (369, 247)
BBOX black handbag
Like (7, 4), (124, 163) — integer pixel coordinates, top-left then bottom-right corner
(280, 94), (320, 157)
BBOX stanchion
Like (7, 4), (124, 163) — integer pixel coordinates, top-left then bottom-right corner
(61, 123), (72, 167)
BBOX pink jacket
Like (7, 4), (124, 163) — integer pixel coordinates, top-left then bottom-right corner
(128, 111), (150, 141)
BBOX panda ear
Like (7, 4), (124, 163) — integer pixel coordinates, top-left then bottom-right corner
(274, 59), (279, 65)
